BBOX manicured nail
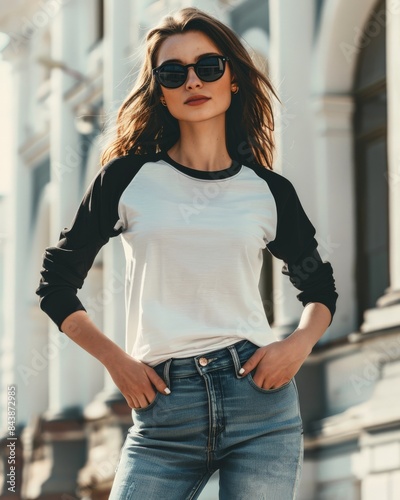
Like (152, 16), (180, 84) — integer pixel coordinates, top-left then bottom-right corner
(164, 388), (171, 394)
(239, 368), (245, 375)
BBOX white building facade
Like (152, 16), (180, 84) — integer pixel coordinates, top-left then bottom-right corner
(0, 0), (399, 498)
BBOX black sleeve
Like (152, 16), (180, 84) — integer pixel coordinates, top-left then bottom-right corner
(266, 175), (338, 326)
(35, 158), (126, 331)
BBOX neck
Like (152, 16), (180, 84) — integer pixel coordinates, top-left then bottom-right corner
(167, 115), (232, 171)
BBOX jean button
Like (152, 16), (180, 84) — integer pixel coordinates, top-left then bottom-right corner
(199, 357), (208, 366)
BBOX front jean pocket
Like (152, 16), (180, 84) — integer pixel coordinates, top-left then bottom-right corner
(131, 391), (161, 413)
(132, 362), (167, 414)
(247, 369), (293, 393)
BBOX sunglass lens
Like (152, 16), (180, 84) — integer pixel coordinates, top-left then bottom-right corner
(158, 64), (186, 88)
(196, 57), (224, 81)
(156, 56), (226, 88)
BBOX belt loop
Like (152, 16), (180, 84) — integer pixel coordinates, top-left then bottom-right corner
(227, 344), (243, 379)
(163, 358), (172, 388)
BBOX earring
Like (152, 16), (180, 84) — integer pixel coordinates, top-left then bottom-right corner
(231, 85), (239, 95)
(160, 96), (167, 106)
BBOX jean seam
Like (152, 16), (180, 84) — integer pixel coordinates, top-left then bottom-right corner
(291, 378), (304, 431)
(187, 470), (213, 500)
(291, 433), (304, 499)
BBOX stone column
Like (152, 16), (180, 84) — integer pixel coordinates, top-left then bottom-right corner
(0, 51), (27, 423)
(362, 2), (400, 331)
(0, 46), (31, 500)
(375, 3), (400, 307)
(312, 94), (357, 341)
(268, 0), (317, 337)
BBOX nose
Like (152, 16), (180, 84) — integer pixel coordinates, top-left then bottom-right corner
(185, 66), (203, 89)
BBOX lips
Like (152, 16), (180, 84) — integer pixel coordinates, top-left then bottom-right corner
(185, 95), (211, 104)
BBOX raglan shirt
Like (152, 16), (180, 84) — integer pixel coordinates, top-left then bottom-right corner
(36, 151), (338, 367)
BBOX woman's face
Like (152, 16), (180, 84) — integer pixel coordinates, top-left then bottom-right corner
(155, 31), (233, 124)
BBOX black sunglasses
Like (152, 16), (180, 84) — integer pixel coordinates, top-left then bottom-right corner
(153, 55), (230, 89)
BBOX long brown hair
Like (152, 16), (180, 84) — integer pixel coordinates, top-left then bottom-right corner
(100, 7), (280, 170)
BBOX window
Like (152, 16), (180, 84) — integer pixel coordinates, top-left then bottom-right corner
(96, 0), (104, 42)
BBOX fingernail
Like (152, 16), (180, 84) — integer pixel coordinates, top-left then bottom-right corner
(239, 368), (245, 375)
(164, 387), (171, 394)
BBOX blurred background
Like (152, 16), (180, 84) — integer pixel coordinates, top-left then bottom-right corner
(0, 0), (399, 498)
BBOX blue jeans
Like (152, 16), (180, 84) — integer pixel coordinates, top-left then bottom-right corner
(109, 339), (303, 499)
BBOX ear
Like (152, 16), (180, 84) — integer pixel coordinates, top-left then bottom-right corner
(231, 83), (239, 94)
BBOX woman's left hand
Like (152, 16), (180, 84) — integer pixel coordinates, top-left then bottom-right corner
(239, 337), (311, 390)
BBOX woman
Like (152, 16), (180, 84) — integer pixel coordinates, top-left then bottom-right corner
(36, 7), (338, 499)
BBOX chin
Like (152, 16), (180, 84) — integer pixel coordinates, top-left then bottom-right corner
(173, 105), (231, 123)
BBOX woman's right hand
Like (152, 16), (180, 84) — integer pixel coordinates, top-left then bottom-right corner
(58, 311), (170, 409)
(105, 352), (171, 409)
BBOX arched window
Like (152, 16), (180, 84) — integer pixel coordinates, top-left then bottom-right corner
(353, 0), (388, 326)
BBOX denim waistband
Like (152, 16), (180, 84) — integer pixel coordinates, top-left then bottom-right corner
(152, 339), (261, 386)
